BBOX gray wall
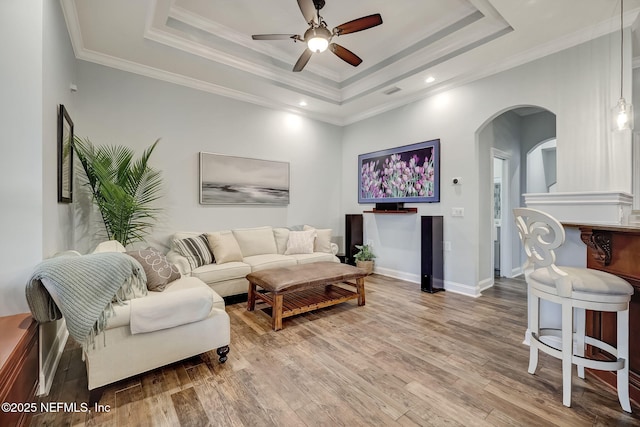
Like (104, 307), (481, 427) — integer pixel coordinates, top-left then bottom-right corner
(0, 0), (77, 317)
(43, 0), (77, 257)
(0, 1), (44, 316)
(341, 31), (628, 295)
(72, 61), (344, 253)
(520, 111), (557, 200)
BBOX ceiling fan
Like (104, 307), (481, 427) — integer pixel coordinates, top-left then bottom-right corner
(251, 0), (383, 72)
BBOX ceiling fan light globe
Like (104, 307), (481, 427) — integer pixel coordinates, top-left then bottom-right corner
(308, 37), (329, 53)
(304, 26), (331, 53)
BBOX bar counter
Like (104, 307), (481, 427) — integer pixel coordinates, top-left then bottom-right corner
(563, 222), (640, 405)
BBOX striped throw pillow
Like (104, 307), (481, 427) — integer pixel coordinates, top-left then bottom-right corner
(173, 234), (214, 270)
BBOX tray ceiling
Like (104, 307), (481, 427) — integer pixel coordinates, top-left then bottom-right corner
(62, 0), (640, 125)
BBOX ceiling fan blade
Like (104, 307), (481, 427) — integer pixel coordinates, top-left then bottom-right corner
(293, 48), (313, 72)
(252, 34), (298, 41)
(334, 14), (383, 36)
(297, 0), (318, 25)
(329, 43), (362, 67)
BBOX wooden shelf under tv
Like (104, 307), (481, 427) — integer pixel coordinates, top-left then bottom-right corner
(363, 208), (418, 214)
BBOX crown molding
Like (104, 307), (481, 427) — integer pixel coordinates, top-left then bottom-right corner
(143, 26), (342, 103)
(495, 8), (640, 77)
(60, 0), (84, 57)
(74, 46), (345, 125)
(61, 0), (640, 128)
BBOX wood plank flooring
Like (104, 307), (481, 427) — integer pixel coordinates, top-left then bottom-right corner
(30, 275), (640, 426)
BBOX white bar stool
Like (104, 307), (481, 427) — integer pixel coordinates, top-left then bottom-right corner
(514, 208), (633, 412)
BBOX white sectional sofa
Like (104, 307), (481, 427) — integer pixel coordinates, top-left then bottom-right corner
(86, 276), (230, 390)
(64, 241), (231, 391)
(166, 226), (339, 297)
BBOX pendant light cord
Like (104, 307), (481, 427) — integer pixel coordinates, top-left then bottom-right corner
(621, 0), (624, 99)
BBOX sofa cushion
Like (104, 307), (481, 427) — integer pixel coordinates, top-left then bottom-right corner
(303, 225), (333, 253)
(130, 286), (213, 334)
(165, 276), (225, 311)
(126, 247), (181, 291)
(232, 226), (277, 257)
(290, 252), (339, 264)
(191, 261), (251, 284)
(105, 276), (224, 330)
(273, 228), (290, 255)
(285, 230), (316, 255)
(207, 231), (243, 264)
(173, 234), (214, 270)
(242, 254), (297, 272)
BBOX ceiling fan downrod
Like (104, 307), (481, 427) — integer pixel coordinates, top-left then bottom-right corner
(312, 0), (325, 11)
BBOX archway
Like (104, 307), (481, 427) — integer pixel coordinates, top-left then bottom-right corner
(476, 105), (556, 291)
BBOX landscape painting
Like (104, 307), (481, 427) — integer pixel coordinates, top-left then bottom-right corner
(200, 152), (290, 205)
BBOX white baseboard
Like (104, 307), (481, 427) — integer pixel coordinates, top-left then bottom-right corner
(373, 266), (420, 284)
(478, 277), (494, 292)
(38, 320), (69, 396)
(443, 280), (482, 297)
(511, 266), (523, 277)
(373, 267), (484, 298)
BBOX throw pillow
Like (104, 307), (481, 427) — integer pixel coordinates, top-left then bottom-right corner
(303, 225), (333, 253)
(126, 247), (181, 292)
(207, 231), (244, 264)
(273, 228), (290, 254)
(284, 229), (317, 255)
(173, 234), (214, 270)
(232, 226), (277, 257)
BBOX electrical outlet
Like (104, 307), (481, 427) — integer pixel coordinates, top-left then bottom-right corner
(444, 241), (452, 251)
(451, 207), (464, 217)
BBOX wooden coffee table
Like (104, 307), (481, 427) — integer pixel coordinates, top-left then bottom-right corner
(246, 262), (367, 331)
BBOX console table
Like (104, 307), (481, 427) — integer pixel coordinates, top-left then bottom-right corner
(0, 313), (38, 427)
(565, 223), (640, 405)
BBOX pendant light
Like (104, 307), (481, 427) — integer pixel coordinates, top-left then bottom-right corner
(612, 0), (634, 131)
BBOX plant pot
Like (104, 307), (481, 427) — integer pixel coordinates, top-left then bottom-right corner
(356, 260), (374, 275)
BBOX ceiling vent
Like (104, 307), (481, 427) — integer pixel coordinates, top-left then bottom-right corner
(383, 86), (402, 95)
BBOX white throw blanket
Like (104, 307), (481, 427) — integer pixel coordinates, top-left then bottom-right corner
(129, 286), (213, 334)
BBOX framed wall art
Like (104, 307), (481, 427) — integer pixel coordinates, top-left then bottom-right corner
(199, 152), (290, 205)
(58, 104), (74, 203)
(358, 139), (440, 204)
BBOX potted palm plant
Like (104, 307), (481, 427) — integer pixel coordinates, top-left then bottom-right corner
(354, 244), (376, 275)
(73, 136), (163, 248)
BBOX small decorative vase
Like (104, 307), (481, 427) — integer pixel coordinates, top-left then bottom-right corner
(356, 260), (374, 275)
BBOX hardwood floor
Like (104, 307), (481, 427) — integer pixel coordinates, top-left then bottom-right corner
(31, 275), (640, 426)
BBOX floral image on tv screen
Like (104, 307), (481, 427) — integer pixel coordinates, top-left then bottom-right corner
(358, 139), (440, 204)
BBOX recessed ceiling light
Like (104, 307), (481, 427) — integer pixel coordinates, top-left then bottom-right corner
(425, 76), (436, 84)
(299, 101), (308, 107)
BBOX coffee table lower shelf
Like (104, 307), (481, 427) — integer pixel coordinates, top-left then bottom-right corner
(250, 283), (362, 330)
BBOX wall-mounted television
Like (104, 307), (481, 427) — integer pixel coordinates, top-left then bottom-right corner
(358, 139), (440, 204)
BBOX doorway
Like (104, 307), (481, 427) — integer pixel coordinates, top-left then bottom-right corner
(492, 150), (510, 278)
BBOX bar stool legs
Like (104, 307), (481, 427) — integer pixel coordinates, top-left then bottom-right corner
(618, 309), (631, 413)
